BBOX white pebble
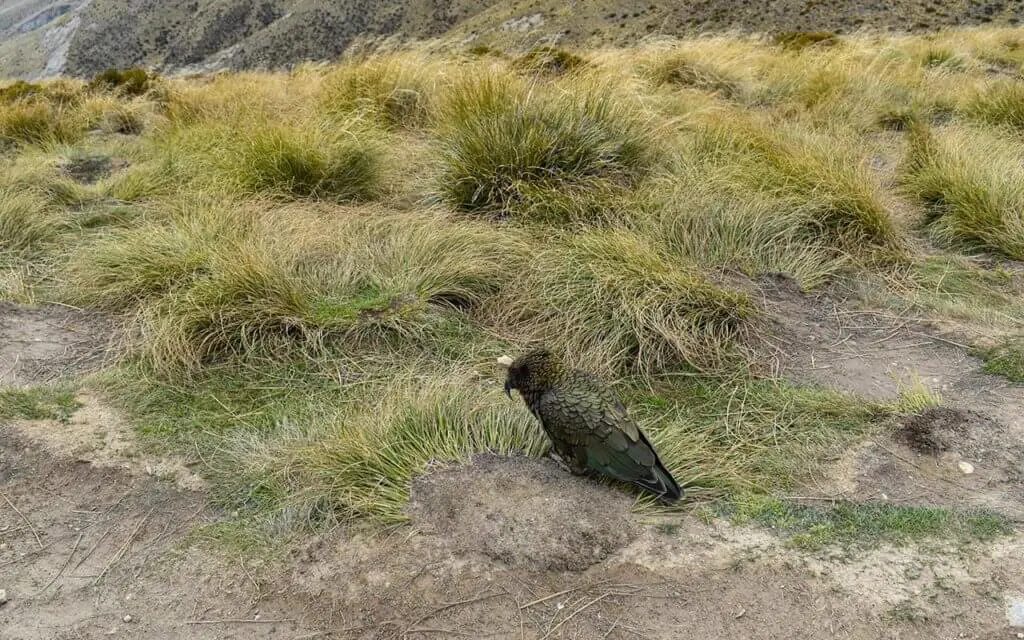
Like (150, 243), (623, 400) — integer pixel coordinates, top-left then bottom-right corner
(122, 614), (132, 623)
(958, 461), (975, 475)
(496, 355), (514, 367)
(0, 588), (7, 605)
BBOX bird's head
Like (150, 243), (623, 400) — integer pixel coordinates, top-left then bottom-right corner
(500, 348), (567, 398)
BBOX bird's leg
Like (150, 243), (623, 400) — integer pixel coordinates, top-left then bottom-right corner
(547, 449), (571, 472)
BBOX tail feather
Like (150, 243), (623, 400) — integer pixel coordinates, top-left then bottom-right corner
(630, 461), (683, 503)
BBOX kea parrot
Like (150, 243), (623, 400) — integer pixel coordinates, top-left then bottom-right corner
(499, 348), (683, 503)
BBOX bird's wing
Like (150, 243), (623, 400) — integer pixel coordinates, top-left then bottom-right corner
(536, 376), (680, 500)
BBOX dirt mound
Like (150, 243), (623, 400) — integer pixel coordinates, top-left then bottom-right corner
(897, 406), (990, 455)
(0, 302), (115, 387)
(407, 453), (639, 572)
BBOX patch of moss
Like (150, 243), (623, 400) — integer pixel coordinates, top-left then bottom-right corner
(728, 496), (1011, 549)
(0, 387), (81, 423)
(975, 337), (1024, 383)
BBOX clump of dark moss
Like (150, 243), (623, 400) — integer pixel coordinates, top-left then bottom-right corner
(512, 45), (587, 75)
(773, 31), (840, 52)
(877, 107), (919, 131)
(88, 67), (155, 97)
(467, 43), (503, 57)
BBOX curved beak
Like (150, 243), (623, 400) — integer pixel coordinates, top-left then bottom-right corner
(504, 379), (513, 399)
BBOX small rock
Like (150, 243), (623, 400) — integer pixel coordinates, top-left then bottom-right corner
(1016, 634), (1023, 639)
(958, 461), (975, 475)
(496, 355), (514, 367)
(122, 614), (133, 623)
(1007, 595), (1024, 627)
(0, 588), (8, 605)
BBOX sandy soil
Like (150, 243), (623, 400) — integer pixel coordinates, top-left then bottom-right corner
(2, 294), (1023, 639)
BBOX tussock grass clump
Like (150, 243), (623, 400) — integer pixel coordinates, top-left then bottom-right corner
(226, 372), (548, 523)
(0, 101), (83, 147)
(88, 67), (156, 97)
(641, 170), (847, 290)
(467, 43), (503, 57)
(0, 80), (46, 104)
(0, 154), (100, 209)
(101, 161), (175, 202)
(0, 189), (65, 254)
(639, 52), (741, 98)
(881, 255), (1024, 323)
(145, 117), (385, 202)
(213, 123), (383, 201)
(512, 45), (588, 75)
(76, 94), (150, 135)
(436, 71), (662, 221)
(901, 124), (1024, 259)
(689, 114), (903, 259)
(627, 376), (881, 497)
(493, 229), (756, 375)
(110, 364), (881, 527)
(319, 57), (434, 129)
(964, 81), (1024, 130)
(0, 79), (83, 106)
(920, 46), (967, 71)
(773, 31), (840, 52)
(62, 207), (239, 309)
(122, 207), (524, 374)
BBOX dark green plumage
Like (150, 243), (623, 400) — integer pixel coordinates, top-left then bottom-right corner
(503, 348), (683, 503)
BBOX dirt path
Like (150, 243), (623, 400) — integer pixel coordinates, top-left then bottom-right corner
(2, 299), (1024, 639)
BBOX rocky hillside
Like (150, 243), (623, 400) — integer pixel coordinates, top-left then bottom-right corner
(0, 0), (1022, 79)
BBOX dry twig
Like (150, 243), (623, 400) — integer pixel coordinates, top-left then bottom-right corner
(0, 490), (43, 548)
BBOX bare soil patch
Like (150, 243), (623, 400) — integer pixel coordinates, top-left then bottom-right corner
(407, 453), (639, 572)
(756, 274), (1024, 522)
(8, 391), (207, 492)
(2, 425), (1023, 639)
(0, 302), (115, 387)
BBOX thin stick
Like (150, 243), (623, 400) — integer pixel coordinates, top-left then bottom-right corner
(72, 525), (112, 572)
(404, 592), (502, 634)
(602, 617), (622, 639)
(520, 580), (609, 610)
(36, 532), (84, 595)
(911, 332), (971, 350)
(540, 592), (612, 640)
(0, 490), (42, 548)
(93, 510), (151, 586)
(185, 619), (295, 625)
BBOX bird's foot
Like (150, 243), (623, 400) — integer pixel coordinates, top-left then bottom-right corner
(547, 451), (589, 476)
